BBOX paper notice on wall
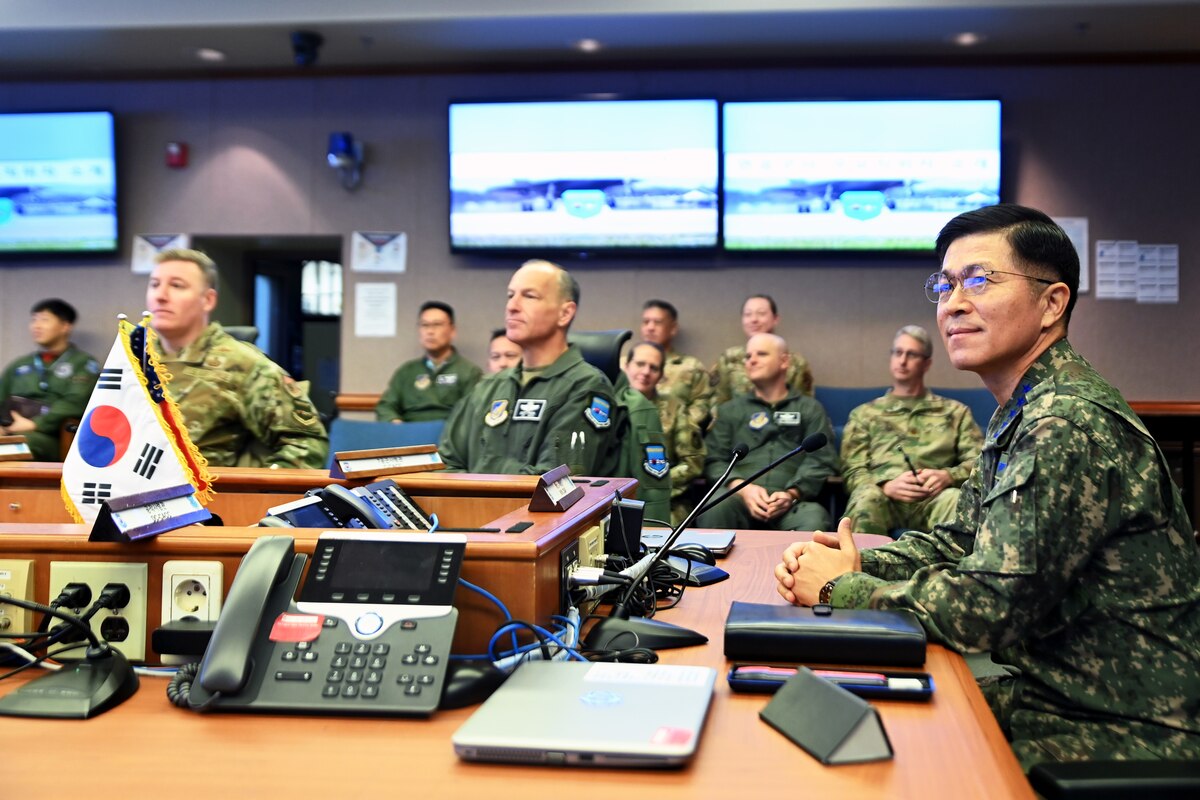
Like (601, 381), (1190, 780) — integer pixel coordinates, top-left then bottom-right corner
(1136, 244), (1179, 304)
(351, 231), (407, 273)
(354, 282), (396, 338)
(131, 233), (190, 274)
(1095, 240), (1139, 300)
(1054, 217), (1089, 293)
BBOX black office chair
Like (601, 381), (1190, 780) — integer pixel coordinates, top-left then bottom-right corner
(224, 325), (260, 344)
(568, 329), (632, 384)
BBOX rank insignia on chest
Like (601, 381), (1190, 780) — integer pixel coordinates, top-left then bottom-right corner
(15, 364), (32, 375)
(414, 373), (432, 390)
(748, 411), (770, 430)
(642, 444), (669, 478)
(512, 398), (546, 421)
(773, 411), (800, 426)
(436, 374), (458, 385)
(584, 396), (611, 429)
(484, 399), (509, 427)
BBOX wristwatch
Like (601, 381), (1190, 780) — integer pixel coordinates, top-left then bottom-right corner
(818, 578), (838, 605)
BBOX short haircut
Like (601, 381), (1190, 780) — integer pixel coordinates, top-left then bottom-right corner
(419, 300), (455, 323)
(642, 299), (679, 321)
(155, 248), (219, 293)
(625, 340), (665, 365)
(31, 298), (77, 324)
(935, 204), (1079, 324)
(520, 259), (580, 305)
(745, 294), (778, 316)
(489, 328), (509, 343)
(894, 325), (933, 358)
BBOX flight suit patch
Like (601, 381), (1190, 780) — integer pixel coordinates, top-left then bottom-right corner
(53, 362), (75, 379)
(436, 374), (458, 385)
(584, 396), (611, 429)
(643, 444), (669, 478)
(485, 399), (509, 427)
(748, 411), (770, 430)
(512, 398), (546, 421)
(774, 411), (801, 426)
(414, 374), (431, 390)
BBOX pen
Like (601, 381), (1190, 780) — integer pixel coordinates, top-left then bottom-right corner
(897, 446), (920, 480)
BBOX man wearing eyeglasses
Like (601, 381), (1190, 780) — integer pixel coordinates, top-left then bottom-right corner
(776, 205), (1200, 768)
(376, 301), (482, 422)
(840, 325), (982, 536)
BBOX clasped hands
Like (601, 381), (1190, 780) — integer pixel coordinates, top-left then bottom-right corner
(774, 517), (862, 606)
(732, 481), (795, 522)
(882, 468), (952, 503)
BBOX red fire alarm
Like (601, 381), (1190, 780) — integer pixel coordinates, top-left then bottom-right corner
(166, 142), (189, 168)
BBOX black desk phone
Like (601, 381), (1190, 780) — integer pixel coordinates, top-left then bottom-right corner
(259, 479), (433, 530)
(186, 530), (466, 716)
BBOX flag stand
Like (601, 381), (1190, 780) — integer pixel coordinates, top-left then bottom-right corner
(89, 483), (211, 543)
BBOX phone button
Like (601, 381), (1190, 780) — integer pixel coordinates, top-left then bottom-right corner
(355, 612), (384, 636)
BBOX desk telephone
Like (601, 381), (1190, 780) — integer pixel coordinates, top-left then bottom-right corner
(259, 479), (434, 530)
(183, 530), (466, 716)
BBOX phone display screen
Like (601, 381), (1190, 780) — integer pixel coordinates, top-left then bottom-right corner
(330, 540), (438, 592)
(299, 535), (464, 608)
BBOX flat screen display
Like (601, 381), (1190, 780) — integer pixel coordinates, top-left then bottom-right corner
(449, 99), (718, 253)
(722, 100), (1001, 252)
(0, 110), (118, 256)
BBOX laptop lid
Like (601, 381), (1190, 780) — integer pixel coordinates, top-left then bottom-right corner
(641, 528), (736, 556)
(452, 660), (717, 768)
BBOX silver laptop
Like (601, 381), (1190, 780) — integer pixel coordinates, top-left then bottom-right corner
(641, 528), (736, 556)
(452, 660), (717, 768)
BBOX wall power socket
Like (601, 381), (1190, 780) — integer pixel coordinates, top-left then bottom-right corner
(161, 560), (223, 624)
(0, 559), (36, 636)
(48, 561), (148, 661)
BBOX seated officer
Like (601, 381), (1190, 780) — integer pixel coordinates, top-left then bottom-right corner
(147, 249), (329, 469)
(709, 294), (814, 414)
(486, 328), (522, 374)
(440, 260), (615, 476)
(841, 325), (983, 535)
(639, 299), (712, 429)
(610, 341), (672, 523)
(699, 333), (837, 532)
(624, 340), (703, 526)
(776, 204), (1200, 769)
(376, 301), (482, 422)
(0, 298), (99, 461)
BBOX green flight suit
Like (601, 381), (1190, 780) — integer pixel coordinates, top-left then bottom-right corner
(614, 385), (671, 524)
(375, 349), (482, 422)
(709, 345), (814, 415)
(0, 344), (99, 461)
(439, 345), (616, 476)
(699, 390), (839, 531)
(840, 389), (983, 535)
(152, 323), (328, 469)
(828, 340), (1200, 769)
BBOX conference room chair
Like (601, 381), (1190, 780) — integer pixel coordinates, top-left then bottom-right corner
(567, 329), (632, 385)
(326, 418), (445, 468)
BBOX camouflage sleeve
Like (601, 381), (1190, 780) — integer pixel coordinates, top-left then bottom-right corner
(684, 365), (714, 429)
(242, 361), (329, 469)
(667, 408), (705, 496)
(949, 404), (984, 485)
(786, 400), (839, 499)
(707, 356), (734, 415)
(375, 367), (405, 421)
(790, 353), (815, 396)
(839, 406), (885, 495)
(837, 416), (1114, 653)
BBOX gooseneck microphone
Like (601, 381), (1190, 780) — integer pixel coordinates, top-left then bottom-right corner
(582, 443), (750, 652)
(694, 432), (828, 517)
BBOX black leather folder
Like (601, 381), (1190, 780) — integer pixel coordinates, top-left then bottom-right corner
(723, 601), (926, 667)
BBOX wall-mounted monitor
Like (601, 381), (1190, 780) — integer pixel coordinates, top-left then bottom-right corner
(722, 99), (1001, 253)
(0, 110), (118, 257)
(449, 99), (718, 254)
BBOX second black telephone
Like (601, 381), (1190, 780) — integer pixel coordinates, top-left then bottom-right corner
(259, 479), (434, 530)
(184, 530), (466, 716)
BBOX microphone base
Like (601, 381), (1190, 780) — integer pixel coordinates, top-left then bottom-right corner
(583, 614), (708, 652)
(0, 648), (139, 719)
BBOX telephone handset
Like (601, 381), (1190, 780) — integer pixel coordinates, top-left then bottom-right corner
(258, 480), (432, 530)
(184, 530), (467, 716)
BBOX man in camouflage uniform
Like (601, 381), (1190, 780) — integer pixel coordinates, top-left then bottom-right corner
(440, 260), (615, 476)
(639, 299), (712, 430)
(621, 341), (692, 525)
(841, 324), (983, 535)
(376, 301), (482, 422)
(146, 249), (329, 469)
(709, 294), (813, 414)
(0, 299), (99, 461)
(776, 205), (1200, 769)
(700, 333), (837, 532)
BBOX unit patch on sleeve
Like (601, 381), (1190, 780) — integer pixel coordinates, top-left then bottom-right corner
(642, 444), (669, 478)
(584, 396), (611, 429)
(512, 398), (546, 421)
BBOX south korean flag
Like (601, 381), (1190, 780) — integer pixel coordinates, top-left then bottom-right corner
(62, 316), (212, 525)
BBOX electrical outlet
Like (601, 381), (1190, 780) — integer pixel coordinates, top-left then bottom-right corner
(48, 562), (148, 661)
(560, 539), (581, 614)
(0, 559), (36, 636)
(161, 560), (223, 623)
(577, 525), (605, 569)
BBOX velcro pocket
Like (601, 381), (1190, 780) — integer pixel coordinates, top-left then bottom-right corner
(962, 454), (1037, 575)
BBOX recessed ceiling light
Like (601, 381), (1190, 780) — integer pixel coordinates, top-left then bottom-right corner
(950, 32), (985, 47)
(574, 38), (603, 53)
(195, 47), (227, 63)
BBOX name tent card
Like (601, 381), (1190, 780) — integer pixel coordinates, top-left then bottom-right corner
(329, 444), (445, 480)
(528, 464), (584, 512)
(0, 435), (33, 462)
(89, 483), (211, 542)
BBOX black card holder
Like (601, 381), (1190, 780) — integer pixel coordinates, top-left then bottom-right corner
(760, 666), (893, 765)
(724, 601), (926, 667)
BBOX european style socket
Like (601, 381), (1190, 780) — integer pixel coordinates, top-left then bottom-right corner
(48, 561), (148, 661)
(161, 560), (224, 624)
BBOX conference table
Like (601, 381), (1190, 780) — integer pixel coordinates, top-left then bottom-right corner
(4, 530), (1033, 799)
